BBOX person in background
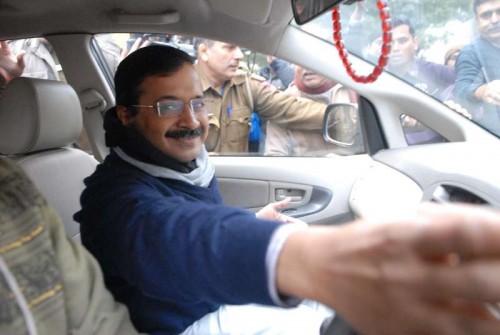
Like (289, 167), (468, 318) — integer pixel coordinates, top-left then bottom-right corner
(0, 40), (26, 89)
(8, 38), (60, 80)
(444, 44), (463, 68)
(75, 44), (500, 335)
(193, 38), (327, 153)
(454, 0), (500, 135)
(265, 65), (363, 156)
(258, 55), (295, 91)
(0, 157), (141, 335)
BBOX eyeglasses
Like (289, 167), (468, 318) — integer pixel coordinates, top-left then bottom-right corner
(479, 8), (500, 20)
(131, 98), (211, 118)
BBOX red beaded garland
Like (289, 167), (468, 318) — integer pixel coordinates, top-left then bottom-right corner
(332, 1), (391, 83)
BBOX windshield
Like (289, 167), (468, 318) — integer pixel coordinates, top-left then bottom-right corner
(297, 0), (500, 138)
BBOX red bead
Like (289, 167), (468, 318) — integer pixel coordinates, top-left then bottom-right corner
(330, 3), (391, 85)
(382, 44), (391, 54)
(380, 8), (390, 21)
(333, 21), (341, 31)
(382, 18), (391, 31)
(333, 32), (341, 43)
(378, 55), (388, 67)
(383, 32), (391, 43)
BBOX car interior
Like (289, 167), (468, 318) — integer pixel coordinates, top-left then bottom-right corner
(1, 0), (500, 330)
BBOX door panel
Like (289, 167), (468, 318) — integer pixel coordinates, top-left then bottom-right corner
(212, 154), (374, 225)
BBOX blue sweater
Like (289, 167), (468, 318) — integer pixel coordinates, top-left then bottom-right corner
(454, 37), (500, 135)
(74, 152), (282, 334)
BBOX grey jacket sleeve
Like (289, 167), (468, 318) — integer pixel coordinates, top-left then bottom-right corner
(47, 206), (142, 335)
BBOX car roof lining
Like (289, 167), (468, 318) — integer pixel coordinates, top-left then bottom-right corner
(0, 0), (293, 53)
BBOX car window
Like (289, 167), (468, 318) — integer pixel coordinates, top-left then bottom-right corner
(296, 0), (500, 142)
(7, 38), (65, 82)
(94, 33), (366, 157)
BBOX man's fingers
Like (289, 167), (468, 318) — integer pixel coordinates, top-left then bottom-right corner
(422, 301), (500, 335)
(272, 197), (291, 210)
(421, 259), (500, 302)
(412, 203), (500, 259)
(16, 50), (26, 71)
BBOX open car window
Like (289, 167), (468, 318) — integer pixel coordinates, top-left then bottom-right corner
(94, 33), (366, 157)
(296, 0), (500, 140)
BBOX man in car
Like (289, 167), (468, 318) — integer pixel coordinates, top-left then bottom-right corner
(73, 44), (500, 335)
(454, 0), (500, 135)
(193, 38), (327, 153)
(0, 157), (141, 335)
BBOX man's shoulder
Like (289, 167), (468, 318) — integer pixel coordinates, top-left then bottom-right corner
(233, 70), (267, 85)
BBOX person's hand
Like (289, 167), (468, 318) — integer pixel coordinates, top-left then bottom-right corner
(256, 198), (306, 225)
(277, 202), (500, 335)
(0, 40), (25, 83)
(350, 0), (365, 23)
(475, 80), (500, 106)
(119, 37), (150, 62)
(444, 100), (472, 119)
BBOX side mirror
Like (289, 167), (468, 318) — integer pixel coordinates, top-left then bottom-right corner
(323, 103), (359, 147)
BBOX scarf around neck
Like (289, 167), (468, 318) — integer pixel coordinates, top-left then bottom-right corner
(293, 75), (336, 95)
(114, 147), (215, 187)
(104, 106), (215, 185)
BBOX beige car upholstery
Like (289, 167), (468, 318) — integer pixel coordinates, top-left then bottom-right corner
(0, 77), (98, 240)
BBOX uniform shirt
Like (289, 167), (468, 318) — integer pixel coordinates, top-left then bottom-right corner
(196, 64), (327, 153)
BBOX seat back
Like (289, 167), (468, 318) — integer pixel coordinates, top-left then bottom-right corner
(0, 77), (98, 240)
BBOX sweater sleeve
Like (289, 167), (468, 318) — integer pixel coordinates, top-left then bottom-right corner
(454, 45), (485, 104)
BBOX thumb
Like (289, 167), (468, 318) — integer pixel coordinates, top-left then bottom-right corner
(16, 50), (26, 70)
(271, 198), (292, 210)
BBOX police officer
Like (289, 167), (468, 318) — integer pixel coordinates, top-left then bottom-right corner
(194, 38), (326, 153)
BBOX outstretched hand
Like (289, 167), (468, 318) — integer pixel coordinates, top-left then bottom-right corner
(277, 202), (500, 335)
(256, 198), (306, 225)
(0, 41), (25, 83)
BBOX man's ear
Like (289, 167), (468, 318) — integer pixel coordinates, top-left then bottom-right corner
(198, 43), (209, 62)
(413, 36), (420, 50)
(116, 105), (133, 126)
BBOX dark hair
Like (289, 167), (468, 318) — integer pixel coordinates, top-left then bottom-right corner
(114, 45), (194, 113)
(391, 15), (416, 36)
(473, 0), (494, 13)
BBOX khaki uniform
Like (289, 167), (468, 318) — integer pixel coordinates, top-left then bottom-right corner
(196, 64), (326, 153)
(265, 84), (364, 156)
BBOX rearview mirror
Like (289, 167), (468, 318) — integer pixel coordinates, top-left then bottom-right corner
(292, 0), (360, 25)
(323, 103), (359, 147)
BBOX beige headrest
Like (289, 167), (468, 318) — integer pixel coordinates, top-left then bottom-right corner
(0, 77), (82, 155)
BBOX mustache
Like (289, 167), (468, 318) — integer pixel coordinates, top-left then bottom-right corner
(487, 22), (500, 31)
(165, 127), (204, 139)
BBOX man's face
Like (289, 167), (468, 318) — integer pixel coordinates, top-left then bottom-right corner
(389, 24), (419, 69)
(476, 0), (500, 43)
(297, 66), (330, 89)
(118, 63), (209, 163)
(201, 41), (244, 82)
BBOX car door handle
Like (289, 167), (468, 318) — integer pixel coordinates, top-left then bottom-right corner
(275, 188), (304, 202)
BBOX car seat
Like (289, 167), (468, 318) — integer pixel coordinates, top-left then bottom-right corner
(0, 77), (98, 241)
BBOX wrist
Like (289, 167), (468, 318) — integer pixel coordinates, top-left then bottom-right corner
(474, 85), (487, 101)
